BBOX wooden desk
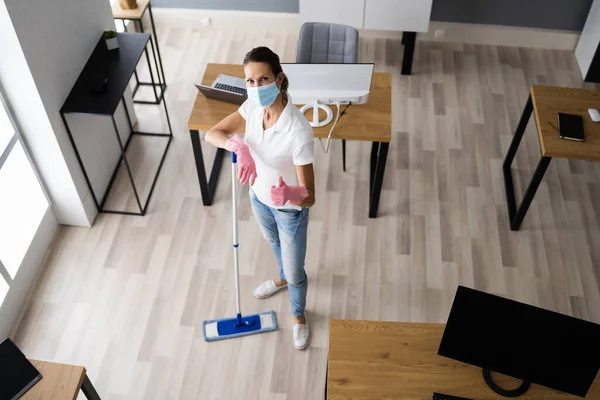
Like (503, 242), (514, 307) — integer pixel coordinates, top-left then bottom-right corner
(22, 360), (101, 400)
(327, 319), (600, 399)
(188, 63), (392, 217)
(503, 85), (600, 230)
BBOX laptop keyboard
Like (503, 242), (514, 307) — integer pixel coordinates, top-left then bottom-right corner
(215, 83), (247, 96)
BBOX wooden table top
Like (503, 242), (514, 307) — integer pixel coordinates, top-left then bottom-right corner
(531, 85), (600, 161)
(111, 0), (149, 19)
(327, 319), (600, 399)
(21, 360), (86, 400)
(187, 63), (392, 143)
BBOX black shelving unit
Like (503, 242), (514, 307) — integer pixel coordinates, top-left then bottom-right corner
(113, 0), (167, 104)
(60, 32), (172, 216)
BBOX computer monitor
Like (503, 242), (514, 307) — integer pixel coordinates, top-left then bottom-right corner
(438, 286), (600, 398)
(281, 63), (374, 105)
(280, 63), (374, 127)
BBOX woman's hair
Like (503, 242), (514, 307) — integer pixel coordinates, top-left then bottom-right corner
(243, 46), (289, 93)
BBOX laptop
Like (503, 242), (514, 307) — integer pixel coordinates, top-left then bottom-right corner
(0, 338), (42, 400)
(195, 74), (247, 105)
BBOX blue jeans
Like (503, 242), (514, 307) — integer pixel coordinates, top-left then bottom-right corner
(250, 189), (309, 318)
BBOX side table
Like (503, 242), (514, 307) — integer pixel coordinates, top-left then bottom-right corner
(112, 0), (166, 105)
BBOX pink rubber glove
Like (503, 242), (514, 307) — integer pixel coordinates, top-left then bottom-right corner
(270, 176), (309, 207)
(225, 135), (257, 186)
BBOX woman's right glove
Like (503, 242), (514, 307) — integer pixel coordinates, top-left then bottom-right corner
(225, 135), (257, 186)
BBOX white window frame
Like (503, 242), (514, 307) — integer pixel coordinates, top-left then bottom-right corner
(0, 87), (50, 298)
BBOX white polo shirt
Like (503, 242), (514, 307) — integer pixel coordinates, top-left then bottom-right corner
(238, 94), (314, 210)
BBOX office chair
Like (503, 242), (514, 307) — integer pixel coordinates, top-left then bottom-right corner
(296, 22), (359, 171)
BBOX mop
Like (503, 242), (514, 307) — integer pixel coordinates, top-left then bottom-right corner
(202, 152), (278, 342)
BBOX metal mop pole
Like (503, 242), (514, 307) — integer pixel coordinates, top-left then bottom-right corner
(232, 153), (243, 327)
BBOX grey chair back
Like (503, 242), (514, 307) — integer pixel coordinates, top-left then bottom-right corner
(296, 22), (359, 64)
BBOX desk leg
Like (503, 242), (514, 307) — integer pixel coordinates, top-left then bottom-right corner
(369, 142), (389, 218)
(190, 130), (226, 205)
(502, 95), (551, 230)
(81, 374), (102, 400)
(342, 139), (347, 172)
(401, 31), (416, 75)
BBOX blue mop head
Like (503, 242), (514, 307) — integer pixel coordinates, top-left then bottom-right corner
(202, 311), (277, 342)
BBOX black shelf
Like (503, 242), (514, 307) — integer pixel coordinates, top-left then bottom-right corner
(60, 31), (172, 216)
(61, 32), (150, 115)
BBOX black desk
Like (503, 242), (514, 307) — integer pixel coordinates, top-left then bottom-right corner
(60, 32), (172, 216)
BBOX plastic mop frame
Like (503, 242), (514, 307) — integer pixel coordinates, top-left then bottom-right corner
(202, 152), (277, 342)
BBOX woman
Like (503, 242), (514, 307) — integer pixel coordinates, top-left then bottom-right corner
(205, 46), (315, 350)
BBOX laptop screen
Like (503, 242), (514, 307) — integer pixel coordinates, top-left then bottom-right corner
(0, 338), (42, 399)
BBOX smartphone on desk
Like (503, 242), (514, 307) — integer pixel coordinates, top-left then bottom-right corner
(557, 113), (585, 142)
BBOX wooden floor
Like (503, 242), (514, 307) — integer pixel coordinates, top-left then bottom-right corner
(12, 21), (600, 400)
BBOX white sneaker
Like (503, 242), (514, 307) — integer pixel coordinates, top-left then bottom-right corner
(253, 279), (287, 299)
(293, 314), (310, 350)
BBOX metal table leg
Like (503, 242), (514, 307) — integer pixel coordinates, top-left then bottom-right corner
(190, 130), (226, 205)
(369, 141), (389, 218)
(148, 2), (167, 87)
(97, 94), (172, 216)
(502, 94), (551, 230)
(121, 18), (141, 88)
(401, 31), (416, 75)
(81, 373), (102, 400)
(121, 93), (172, 215)
(110, 111), (144, 214)
(129, 15), (166, 105)
(342, 139), (347, 172)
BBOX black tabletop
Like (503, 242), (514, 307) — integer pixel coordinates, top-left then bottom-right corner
(61, 32), (150, 115)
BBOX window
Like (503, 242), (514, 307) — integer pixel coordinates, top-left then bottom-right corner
(0, 91), (49, 307)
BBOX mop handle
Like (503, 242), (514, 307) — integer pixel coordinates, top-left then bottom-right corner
(231, 153), (242, 321)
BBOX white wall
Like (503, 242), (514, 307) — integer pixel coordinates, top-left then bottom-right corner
(299, 0), (433, 32)
(0, 2), (60, 339)
(576, 0), (600, 79)
(3, 0), (137, 227)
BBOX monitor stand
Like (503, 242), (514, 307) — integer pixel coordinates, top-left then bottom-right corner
(483, 369), (531, 397)
(299, 100), (333, 128)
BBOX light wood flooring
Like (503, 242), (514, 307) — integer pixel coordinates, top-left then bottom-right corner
(11, 21), (600, 400)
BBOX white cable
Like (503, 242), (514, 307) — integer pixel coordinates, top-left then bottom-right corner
(318, 102), (341, 153)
